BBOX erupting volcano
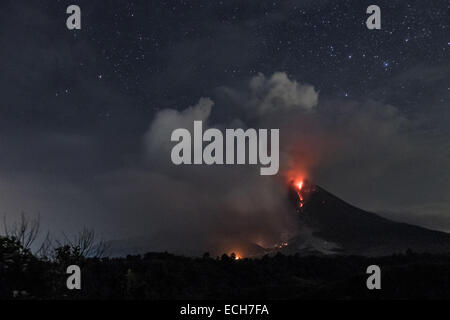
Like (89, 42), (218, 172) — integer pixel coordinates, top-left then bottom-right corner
(288, 179), (316, 213)
(109, 177), (450, 259)
(277, 178), (450, 257)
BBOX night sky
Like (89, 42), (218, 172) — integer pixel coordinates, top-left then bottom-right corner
(0, 0), (449, 251)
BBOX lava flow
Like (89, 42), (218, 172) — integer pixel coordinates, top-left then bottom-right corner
(294, 179), (305, 208)
(288, 178), (315, 212)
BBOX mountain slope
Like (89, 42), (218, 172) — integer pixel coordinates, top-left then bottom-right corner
(284, 184), (450, 256)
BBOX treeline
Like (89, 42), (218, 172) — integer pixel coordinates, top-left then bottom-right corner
(3, 233), (450, 299)
(2, 214), (450, 299)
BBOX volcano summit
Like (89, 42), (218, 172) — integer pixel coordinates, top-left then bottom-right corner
(279, 180), (450, 257)
(108, 180), (450, 258)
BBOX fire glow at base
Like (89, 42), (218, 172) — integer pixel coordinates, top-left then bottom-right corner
(224, 178), (310, 259)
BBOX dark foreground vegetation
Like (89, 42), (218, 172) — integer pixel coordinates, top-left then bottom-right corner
(2, 233), (450, 300)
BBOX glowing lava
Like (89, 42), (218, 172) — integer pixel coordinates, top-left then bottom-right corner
(294, 180), (305, 208)
(289, 178), (313, 212)
(277, 241), (289, 249)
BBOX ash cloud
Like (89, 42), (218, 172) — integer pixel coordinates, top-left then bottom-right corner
(1, 1), (449, 257)
(100, 74), (318, 255)
(247, 72), (318, 116)
(95, 71), (450, 255)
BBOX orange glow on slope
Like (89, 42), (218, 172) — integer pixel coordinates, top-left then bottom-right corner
(291, 179), (306, 210)
(294, 179), (304, 202)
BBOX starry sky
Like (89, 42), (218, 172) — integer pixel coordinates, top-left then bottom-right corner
(0, 0), (449, 246)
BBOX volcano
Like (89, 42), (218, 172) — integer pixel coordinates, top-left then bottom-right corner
(108, 180), (450, 258)
(279, 181), (450, 256)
